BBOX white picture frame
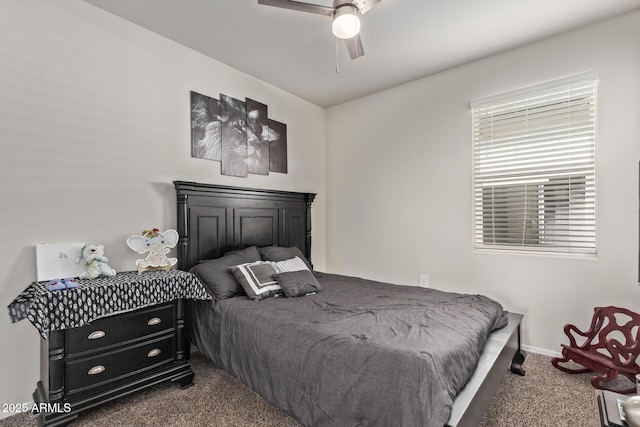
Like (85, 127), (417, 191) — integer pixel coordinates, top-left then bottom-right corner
(36, 242), (86, 281)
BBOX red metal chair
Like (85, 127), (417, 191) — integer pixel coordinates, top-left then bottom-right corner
(552, 306), (640, 394)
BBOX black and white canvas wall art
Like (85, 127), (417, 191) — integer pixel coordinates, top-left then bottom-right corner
(245, 98), (270, 175)
(220, 94), (248, 177)
(190, 91), (287, 177)
(190, 92), (221, 161)
(268, 119), (288, 173)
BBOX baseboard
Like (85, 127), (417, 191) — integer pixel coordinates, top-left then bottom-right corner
(0, 400), (35, 420)
(522, 344), (561, 358)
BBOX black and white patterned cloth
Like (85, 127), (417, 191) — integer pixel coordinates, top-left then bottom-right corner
(7, 270), (212, 339)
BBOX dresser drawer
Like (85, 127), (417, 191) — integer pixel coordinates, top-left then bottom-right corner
(65, 304), (175, 356)
(65, 334), (176, 394)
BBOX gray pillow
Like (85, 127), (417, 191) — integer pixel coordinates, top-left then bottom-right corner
(190, 246), (261, 299)
(274, 270), (322, 298)
(258, 246), (312, 270)
(230, 261), (281, 301)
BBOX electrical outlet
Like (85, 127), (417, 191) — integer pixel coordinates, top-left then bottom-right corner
(419, 274), (429, 288)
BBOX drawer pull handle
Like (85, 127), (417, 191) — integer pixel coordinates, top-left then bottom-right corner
(88, 365), (105, 375)
(88, 331), (106, 340)
(147, 317), (162, 326)
(147, 349), (161, 358)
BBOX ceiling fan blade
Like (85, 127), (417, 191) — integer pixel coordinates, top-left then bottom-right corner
(352, 0), (382, 15)
(344, 35), (364, 60)
(258, 0), (334, 17)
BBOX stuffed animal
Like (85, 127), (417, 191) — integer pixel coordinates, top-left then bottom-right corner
(126, 228), (179, 274)
(79, 244), (117, 279)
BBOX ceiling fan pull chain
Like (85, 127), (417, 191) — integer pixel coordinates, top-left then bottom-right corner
(335, 37), (340, 73)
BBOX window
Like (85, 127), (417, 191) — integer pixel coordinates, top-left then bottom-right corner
(472, 77), (597, 254)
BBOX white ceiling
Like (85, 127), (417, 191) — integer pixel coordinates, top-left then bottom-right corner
(84, 0), (640, 107)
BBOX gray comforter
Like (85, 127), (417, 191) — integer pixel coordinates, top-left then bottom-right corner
(188, 272), (507, 427)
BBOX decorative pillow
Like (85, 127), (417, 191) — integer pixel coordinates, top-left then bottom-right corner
(189, 246), (261, 299)
(274, 270), (322, 298)
(229, 261), (281, 301)
(271, 256), (310, 274)
(258, 246), (313, 270)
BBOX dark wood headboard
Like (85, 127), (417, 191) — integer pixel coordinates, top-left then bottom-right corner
(174, 181), (316, 271)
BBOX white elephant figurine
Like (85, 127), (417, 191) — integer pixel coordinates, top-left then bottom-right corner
(126, 228), (179, 274)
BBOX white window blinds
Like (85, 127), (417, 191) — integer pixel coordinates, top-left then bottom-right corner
(472, 78), (597, 254)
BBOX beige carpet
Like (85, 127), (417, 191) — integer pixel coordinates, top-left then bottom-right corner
(0, 352), (628, 427)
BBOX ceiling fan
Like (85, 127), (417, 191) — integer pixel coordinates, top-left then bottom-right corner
(258, 0), (383, 60)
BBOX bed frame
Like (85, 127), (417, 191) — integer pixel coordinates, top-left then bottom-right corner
(174, 180), (525, 427)
(175, 181), (315, 271)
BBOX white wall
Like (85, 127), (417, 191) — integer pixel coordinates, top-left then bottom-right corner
(0, 0), (326, 410)
(326, 11), (640, 355)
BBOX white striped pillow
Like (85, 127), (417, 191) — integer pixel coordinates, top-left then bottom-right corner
(272, 256), (310, 274)
(229, 261), (280, 301)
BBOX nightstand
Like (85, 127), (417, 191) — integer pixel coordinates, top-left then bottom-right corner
(8, 270), (211, 426)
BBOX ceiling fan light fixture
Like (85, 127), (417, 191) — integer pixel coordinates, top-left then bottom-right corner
(332, 4), (360, 39)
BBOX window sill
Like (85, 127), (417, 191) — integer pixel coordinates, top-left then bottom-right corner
(473, 246), (598, 260)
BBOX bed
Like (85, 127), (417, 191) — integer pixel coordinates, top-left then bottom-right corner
(174, 180), (525, 427)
